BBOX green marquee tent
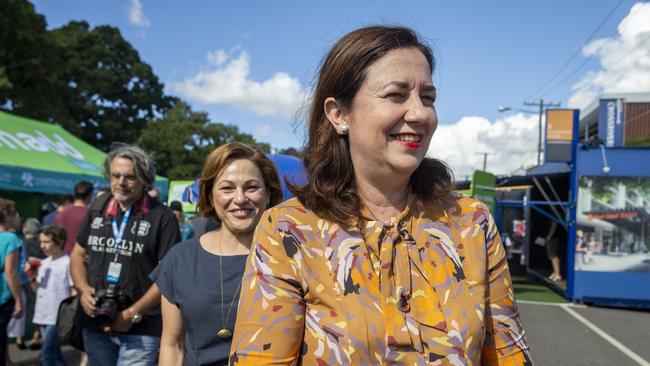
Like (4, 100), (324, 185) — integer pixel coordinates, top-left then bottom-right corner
(0, 111), (168, 196)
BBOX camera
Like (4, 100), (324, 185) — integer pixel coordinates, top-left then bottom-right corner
(93, 284), (131, 327)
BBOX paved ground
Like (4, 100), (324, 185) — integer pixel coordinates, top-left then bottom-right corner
(7, 298), (649, 366)
(7, 344), (81, 365)
(519, 301), (650, 366)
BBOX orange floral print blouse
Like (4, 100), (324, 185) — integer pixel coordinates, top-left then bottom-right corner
(230, 195), (533, 365)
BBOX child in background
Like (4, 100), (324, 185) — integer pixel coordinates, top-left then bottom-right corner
(169, 201), (195, 241)
(24, 225), (72, 366)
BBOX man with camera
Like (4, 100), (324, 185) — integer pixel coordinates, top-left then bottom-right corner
(71, 144), (180, 365)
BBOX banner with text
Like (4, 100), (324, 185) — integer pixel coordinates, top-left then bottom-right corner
(598, 99), (625, 148)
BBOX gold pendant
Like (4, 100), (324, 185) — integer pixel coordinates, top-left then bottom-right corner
(217, 329), (232, 338)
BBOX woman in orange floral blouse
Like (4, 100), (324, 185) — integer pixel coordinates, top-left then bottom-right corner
(230, 26), (533, 365)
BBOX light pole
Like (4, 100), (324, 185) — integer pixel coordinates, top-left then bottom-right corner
(525, 100), (561, 166)
(475, 151), (495, 171)
(498, 99), (560, 166)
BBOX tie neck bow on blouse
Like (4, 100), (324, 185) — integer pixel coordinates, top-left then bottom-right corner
(359, 196), (454, 352)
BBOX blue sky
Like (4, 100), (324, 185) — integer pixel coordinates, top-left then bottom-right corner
(32, 0), (650, 177)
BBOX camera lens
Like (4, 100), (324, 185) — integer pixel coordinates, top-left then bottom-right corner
(95, 298), (119, 327)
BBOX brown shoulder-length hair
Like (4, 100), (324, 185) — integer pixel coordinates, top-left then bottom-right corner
(196, 142), (283, 222)
(289, 25), (454, 225)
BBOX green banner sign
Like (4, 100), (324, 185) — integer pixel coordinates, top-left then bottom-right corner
(0, 111), (105, 174)
(168, 180), (196, 213)
(0, 111), (168, 196)
(470, 170), (496, 212)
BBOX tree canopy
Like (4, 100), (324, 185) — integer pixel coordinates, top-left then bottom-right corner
(138, 101), (270, 180)
(1, 0), (172, 150)
(50, 21), (174, 150)
(0, 0), (67, 121)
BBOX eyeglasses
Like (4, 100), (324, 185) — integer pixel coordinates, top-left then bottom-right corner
(110, 173), (138, 182)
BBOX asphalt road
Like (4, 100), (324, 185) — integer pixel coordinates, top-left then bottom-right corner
(519, 301), (650, 366)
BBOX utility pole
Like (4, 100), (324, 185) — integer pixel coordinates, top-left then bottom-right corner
(524, 99), (561, 166)
(475, 152), (495, 171)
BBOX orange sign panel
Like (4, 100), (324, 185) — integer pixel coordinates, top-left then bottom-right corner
(546, 110), (574, 141)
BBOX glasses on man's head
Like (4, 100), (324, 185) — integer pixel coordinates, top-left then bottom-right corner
(110, 173), (138, 182)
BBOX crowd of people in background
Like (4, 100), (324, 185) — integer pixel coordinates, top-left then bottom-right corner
(0, 156), (223, 365)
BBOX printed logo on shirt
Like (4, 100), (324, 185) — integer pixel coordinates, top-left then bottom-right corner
(86, 235), (145, 256)
(91, 217), (104, 229)
(131, 220), (151, 237)
(39, 268), (52, 289)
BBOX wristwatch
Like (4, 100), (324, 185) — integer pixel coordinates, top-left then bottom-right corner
(129, 311), (143, 324)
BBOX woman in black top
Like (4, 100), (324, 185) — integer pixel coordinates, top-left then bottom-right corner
(151, 142), (282, 365)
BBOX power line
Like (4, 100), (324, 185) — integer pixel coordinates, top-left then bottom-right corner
(602, 34), (650, 70)
(623, 107), (650, 126)
(585, 108), (650, 146)
(524, 0), (625, 102)
(537, 38), (613, 99)
(551, 33), (650, 102)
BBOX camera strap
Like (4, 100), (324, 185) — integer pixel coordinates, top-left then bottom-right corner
(107, 207), (132, 283)
(111, 207), (132, 248)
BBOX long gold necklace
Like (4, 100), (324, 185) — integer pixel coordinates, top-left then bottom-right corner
(217, 233), (243, 339)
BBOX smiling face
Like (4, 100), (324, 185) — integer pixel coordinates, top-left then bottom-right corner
(341, 47), (438, 181)
(211, 159), (270, 237)
(109, 157), (145, 209)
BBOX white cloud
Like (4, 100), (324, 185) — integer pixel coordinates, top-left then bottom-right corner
(171, 50), (308, 118)
(428, 114), (539, 179)
(128, 0), (150, 28)
(207, 49), (230, 66)
(569, 2), (650, 109)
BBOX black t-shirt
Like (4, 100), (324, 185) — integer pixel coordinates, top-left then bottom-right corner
(151, 237), (247, 366)
(76, 195), (181, 336)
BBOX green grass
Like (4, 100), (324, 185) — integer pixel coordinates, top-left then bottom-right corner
(513, 282), (569, 303)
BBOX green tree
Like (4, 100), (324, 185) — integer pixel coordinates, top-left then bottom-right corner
(50, 21), (173, 150)
(0, 67), (12, 93)
(581, 176), (650, 203)
(0, 0), (67, 120)
(278, 147), (303, 158)
(1, 0), (173, 150)
(138, 101), (270, 180)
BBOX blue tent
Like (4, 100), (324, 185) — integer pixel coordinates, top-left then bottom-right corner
(268, 153), (305, 199)
(182, 153), (305, 203)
